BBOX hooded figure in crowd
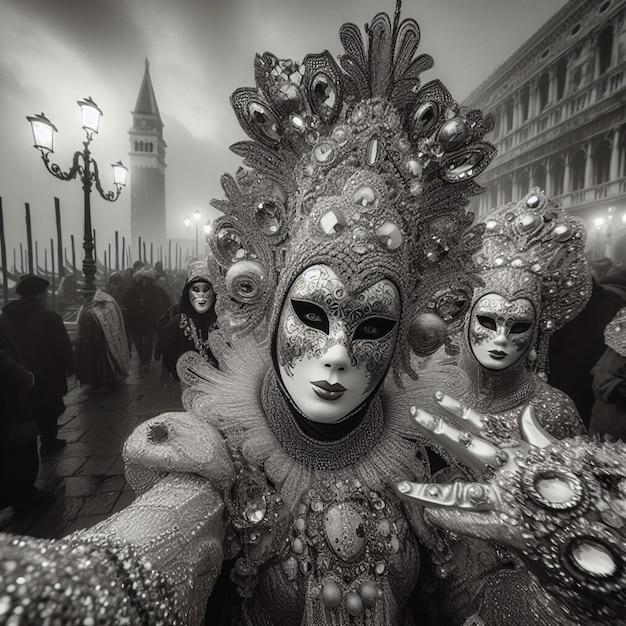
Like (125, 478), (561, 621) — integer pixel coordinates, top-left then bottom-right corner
(159, 261), (219, 380)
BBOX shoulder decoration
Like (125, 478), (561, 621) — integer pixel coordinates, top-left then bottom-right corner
(604, 307), (626, 358)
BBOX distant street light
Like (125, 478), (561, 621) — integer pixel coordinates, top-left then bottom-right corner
(27, 98), (128, 294)
(184, 209), (205, 257)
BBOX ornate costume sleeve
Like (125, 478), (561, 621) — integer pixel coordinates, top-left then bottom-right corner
(398, 394), (626, 625)
(0, 411), (235, 625)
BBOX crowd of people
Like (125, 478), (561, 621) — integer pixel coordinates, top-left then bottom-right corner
(0, 4), (624, 623)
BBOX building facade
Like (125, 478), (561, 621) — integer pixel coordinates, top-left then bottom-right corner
(465, 0), (626, 260)
(129, 59), (167, 250)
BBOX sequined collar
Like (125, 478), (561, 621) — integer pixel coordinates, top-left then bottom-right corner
(261, 369), (385, 471)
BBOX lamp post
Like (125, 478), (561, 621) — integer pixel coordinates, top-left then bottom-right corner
(27, 98), (128, 295)
(594, 217), (605, 258)
(184, 209), (202, 257)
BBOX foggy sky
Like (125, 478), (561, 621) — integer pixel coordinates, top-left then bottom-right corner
(0, 0), (568, 267)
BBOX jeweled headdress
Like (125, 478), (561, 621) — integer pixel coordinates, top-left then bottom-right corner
(474, 188), (593, 374)
(206, 1), (496, 380)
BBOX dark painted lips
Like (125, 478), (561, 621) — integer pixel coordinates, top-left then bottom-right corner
(488, 350), (507, 359)
(311, 380), (347, 401)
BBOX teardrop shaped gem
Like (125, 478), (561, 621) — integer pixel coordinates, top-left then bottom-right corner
(353, 185), (379, 211)
(442, 151), (483, 182)
(366, 135), (379, 165)
(377, 222), (403, 250)
(310, 72), (337, 121)
(411, 101), (439, 140)
(256, 201), (281, 234)
(323, 503), (366, 562)
(438, 118), (468, 152)
(319, 208), (347, 234)
(406, 159), (422, 178)
(247, 102), (282, 142)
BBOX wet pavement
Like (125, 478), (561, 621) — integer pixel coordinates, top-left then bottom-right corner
(0, 355), (183, 538)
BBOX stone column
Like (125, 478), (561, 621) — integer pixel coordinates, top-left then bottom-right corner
(584, 142), (594, 189)
(563, 152), (571, 193)
(610, 126), (622, 181)
(545, 159), (553, 197)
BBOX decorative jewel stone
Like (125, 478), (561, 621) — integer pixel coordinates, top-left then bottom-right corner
(311, 72), (337, 120)
(332, 125), (349, 143)
(239, 482), (267, 524)
(431, 142), (445, 158)
(346, 592), (364, 616)
(306, 130), (320, 144)
(378, 520), (390, 537)
(290, 114), (306, 131)
(390, 536), (400, 553)
(351, 105), (365, 122)
(518, 213), (541, 232)
(256, 201), (281, 234)
(375, 561), (387, 575)
(313, 142), (336, 164)
(409, 179), (424, 196)
(494, 256), (506, 266)
(553, 224), (573, 241)
(359, 581), (379, 606)
(319, 208), (347, 235)
(442, 151), (483, 182)
(291, 538), (305, 555)
(438, 118), (468, 151)
(411, 101), (439, 139)
(485, 220), (498, 231)
(324, 503), (366, 561)
(530, 263), (542, 273)
(511, 258), (523, 268)
(353, 185), (379, 210)
(225, 260), (267, 304)
(377, 222), (403, 250)
(300, 559), (312, 575)
(217, 227), (246, 262)
(322, 580), (342, 607)
(247, 102), (282, 142)
(526, 194), (540, 208)
(570, 540), (617, 576)
(406, 158), (422, 177)
(366, 135), (379, 165)
(352, 228), (369, 254)
(312, 499), (324, 512)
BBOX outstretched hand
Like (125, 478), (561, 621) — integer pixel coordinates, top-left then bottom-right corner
(396, 392), (626, 624)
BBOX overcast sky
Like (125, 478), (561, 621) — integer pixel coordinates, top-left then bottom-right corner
(0, 0), (569, 268)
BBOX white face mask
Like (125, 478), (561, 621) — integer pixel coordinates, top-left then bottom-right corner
(276, 264), (400, 423)
(469, 292), (536, 371)
(189, 281), (215, 314)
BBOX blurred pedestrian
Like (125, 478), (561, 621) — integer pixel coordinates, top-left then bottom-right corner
(590, 307), (626, 440)
(75, 289), (130, 393)
(2, 275), (74, 455)
(0, 317), (56, 514)
(122, 269), (172, 371)
(158, 261), (219, 380)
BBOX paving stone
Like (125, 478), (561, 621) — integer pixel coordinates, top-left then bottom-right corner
(75, 454), (119, 476)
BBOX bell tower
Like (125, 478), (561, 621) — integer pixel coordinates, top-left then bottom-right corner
(129, 58), (166, 251)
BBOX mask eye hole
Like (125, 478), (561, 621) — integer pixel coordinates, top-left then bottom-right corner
(477, 315), (497, 331)
(291, 299), (329, 334)
(353, 317), (397, 340)
(510, 322), (532, 334)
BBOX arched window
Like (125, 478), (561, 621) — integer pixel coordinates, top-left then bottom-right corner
(149, 142), (154, 152)
(593, 138), (611, 184)
(134, 141), (139, 152)
(517, 170), (530, 196)
(555, 58), (567, 100)
(598, 25), (614, 75)
(520, 84), (531, 122)
(533, 163), (547, 192)
(551, 157), (565, 197)
(571, 149), (587, 190)
(538, 72), (550, 110)
(619, 124), (626, 178)
(503, 176), (513, 203)
(505, 98), (514, 132)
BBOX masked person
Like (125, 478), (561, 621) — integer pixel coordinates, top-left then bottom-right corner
(159, 261), (219, 380)
(0, 5), (623, 625)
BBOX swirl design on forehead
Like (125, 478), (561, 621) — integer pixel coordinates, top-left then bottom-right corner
(277, 265), (400, 391)
(471, 294), (535, 350)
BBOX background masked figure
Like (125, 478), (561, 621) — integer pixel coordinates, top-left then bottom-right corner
(159, 261), (219, 380)
(75, 289), (130, 392)
(0, 5), (623, 626)
(419, 190), (591, 624)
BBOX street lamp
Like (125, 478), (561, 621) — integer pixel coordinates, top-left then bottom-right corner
(184, 209), (202, 257)
(27, 98), (128, 294)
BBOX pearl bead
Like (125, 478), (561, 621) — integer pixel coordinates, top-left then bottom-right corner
(322, 580), (341, 608)
(345, 591), (364, 616)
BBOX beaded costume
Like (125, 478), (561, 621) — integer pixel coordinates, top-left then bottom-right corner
(0, 3), (625, 626)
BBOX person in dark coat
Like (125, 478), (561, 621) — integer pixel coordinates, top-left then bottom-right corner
(2, 275), (74, 455)
(548, 277), (623, 429)
(0, 316), (56, 513)
(589, 307), (626, 440)
(158, 261), (219, 380)
(122, 269), (172, 371)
